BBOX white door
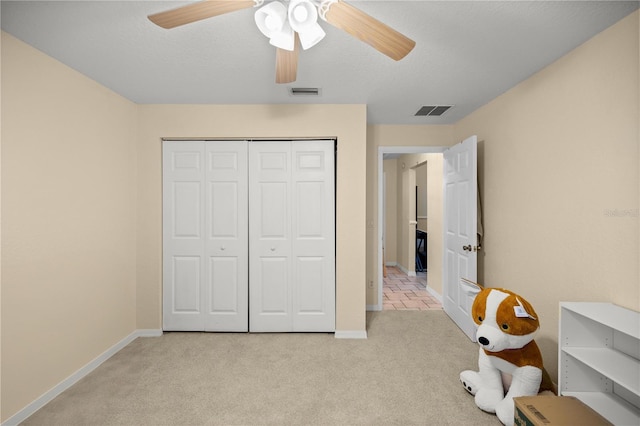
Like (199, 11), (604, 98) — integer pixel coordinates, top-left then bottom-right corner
(249, 141), (335, 332)
(204, 141), (249, 331)
(443, 135), (480, 341)
(291, 141), (335, 331)
(248, 142), (292, 332)
(163, 141), (249, 331)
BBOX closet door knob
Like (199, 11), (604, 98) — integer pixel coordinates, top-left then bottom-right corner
(220, 246), (225, 251)
(270, 247), (276, 252)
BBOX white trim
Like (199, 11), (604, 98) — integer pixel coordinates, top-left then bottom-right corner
(136, 329), (163, 337)
(334, 330), (368, 339)
(370, 260), (399, 310)
(1, 329), (162, 426)
(425, 286), (443, 304)
(395, 263), (416, 277)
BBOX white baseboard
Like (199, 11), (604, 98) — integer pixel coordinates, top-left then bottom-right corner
(136, 329), (163, 337)
(2, 329), (163, 426)
(395, 263), (416, 277)
(426, 286), (443, 304)
(334, 330), (368, 339)
(366, 304), (382, 311)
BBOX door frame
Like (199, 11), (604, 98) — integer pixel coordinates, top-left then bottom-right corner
(375, 146), (447, 311)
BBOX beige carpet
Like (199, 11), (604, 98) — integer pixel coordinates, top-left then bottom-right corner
(23, 311), (500, 425)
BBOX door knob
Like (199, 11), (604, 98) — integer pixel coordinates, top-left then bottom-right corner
(220, 246), (225, 251)
(462, 245), (472, 252)
(270, 247), (276, 252)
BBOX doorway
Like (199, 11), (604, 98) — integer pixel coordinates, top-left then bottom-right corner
(382, 159), (441, 310)
(382, 266), (441, 310)
(376, 146), (446, 311)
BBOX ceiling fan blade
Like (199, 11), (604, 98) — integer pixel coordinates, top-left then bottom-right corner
(275, 34), (299, 84)
(322, 1), (415, 61)
(148, 0), (256, 29)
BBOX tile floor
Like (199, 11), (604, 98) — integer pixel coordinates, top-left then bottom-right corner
(383, 266), (443, 311)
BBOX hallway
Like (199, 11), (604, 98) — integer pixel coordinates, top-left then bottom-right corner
(383, 266), (443, 311)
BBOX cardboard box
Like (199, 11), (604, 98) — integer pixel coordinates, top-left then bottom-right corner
(514, 396), (612, 426)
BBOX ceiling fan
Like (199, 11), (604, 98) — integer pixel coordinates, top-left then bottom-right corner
(148, 0), (416, 84)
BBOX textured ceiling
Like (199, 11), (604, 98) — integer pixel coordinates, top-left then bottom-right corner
(2, 0), (638, 124)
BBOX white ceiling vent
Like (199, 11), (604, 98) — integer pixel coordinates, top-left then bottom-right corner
(415, 105), (452, 116)
(289, 87), (321, 96)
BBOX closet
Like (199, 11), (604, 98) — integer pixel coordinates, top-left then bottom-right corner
(162, 140), (335, 333)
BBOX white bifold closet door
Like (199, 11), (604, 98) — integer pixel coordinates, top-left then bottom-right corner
(163, 140), (335, 333)
(163, 141), (249, 332)
(249, 141), (335, 332)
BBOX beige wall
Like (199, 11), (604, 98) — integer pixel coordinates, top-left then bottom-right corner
(454, 11), (639, 380)
(136, 104), (367, 333)
(1, 33), (138, 421)
(383, 159), (398, 265)
(366, 125), (455, 306)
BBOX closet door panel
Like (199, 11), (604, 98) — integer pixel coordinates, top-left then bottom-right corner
(295, 257), (325, 312)
(258, 257), (289, 313)
(163, 142), (206, 331)
(249, 142), (292, 332)
(209, 182), (238, 237)
(208, 257), (238, 311)
(292, 141), (335, 331)
(172, 182), (202, 239)
(259, 182), (288, 239)
(204, 141), (248, 332)
(172, 256), (201, 312)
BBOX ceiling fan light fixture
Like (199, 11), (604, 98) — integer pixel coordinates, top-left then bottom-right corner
(254, 1), (287, 38)
(269, 21), (295, 51)
(297, 23), (325, 50)
(287, 0), (325, 50)
(293, 4), (309, 22)
(264, 15), (281, 31)
(288, 0), (318, 32)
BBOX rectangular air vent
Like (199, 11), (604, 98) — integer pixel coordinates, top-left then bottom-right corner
(415, 105), (452, 116)
(289, 87), (320, 96)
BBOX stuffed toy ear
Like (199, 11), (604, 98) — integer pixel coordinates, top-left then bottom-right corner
(460, 278), (484, 301)
(515, 295), (538, 322)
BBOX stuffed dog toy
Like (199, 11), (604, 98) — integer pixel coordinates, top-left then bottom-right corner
(460, 286), (554, 426)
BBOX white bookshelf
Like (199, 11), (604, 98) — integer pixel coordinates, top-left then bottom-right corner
(559, 302), (640, 425)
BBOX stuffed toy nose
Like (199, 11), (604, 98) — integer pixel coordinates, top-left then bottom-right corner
(478, 336), (490, 346)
